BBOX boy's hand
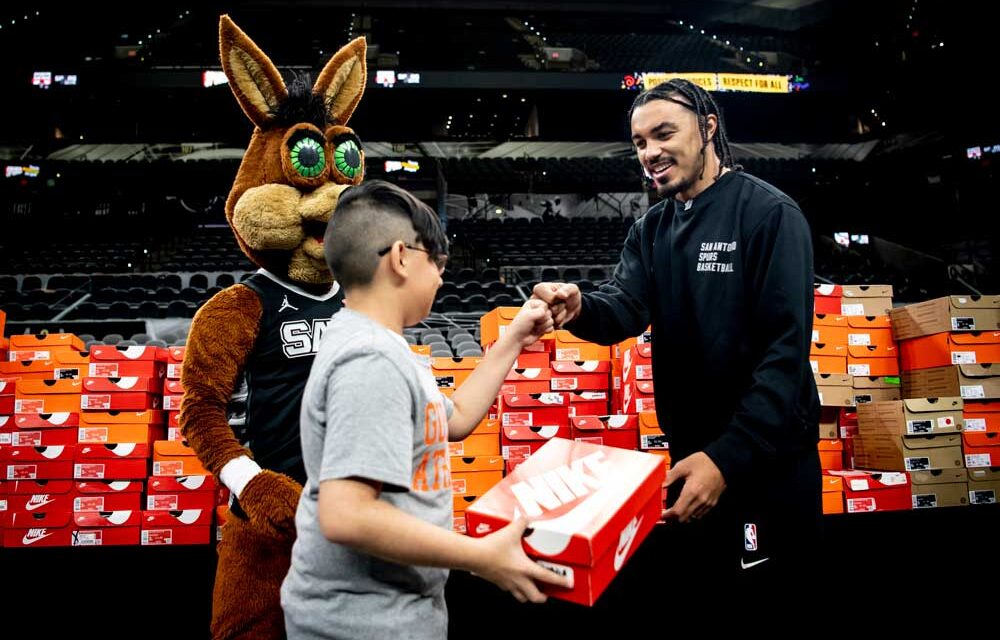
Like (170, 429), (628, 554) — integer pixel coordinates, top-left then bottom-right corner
(473, 518), (572, 603)
(505, 299), (555, 348)
(531, 283), (581, 329)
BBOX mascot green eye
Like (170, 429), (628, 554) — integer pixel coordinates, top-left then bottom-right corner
(333, 138), (362, 179)
(289, 136), (326, 178)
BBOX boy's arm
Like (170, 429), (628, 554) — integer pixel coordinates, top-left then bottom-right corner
(447, 300), (552, 440)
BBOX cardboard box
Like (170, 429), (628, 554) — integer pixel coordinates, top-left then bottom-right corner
(451, 456), (504, 497)
(152, 440), (208, 476)
(813, 285), (843, 315)
(962, 432), (1000, 468)
(859, 398), (964, 436)
(818, 407), (839, 440)
(815, 374), (855, 408)
(827, 470), (912, 513)
(899, 331), (1000, 371)
(571, 416), (639, 450)
(855, 398), (964, 471)
(431, 357), (482, 390)
(890, 295), (1000, 341)
(839, 285), (893, 317)
(466, 439), (665, 606)
(967, 468), (1000, 505)
(902, 364), (1000, 401)
(852, 376), (902, 405)
(847, 344), (900, 377)
(963, 400), (1000, 434)
(909, 469), (970, 509)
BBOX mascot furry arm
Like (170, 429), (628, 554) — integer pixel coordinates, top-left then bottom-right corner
(179, 15), (365, 639)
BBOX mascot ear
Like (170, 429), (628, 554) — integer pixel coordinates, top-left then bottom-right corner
(313, 37), (367, 127)
(219, 14), (288, 128)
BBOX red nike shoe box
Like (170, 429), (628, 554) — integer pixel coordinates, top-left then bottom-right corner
(88, 359), (166, 381)
(70, 510), (142, 546)
(500, 368), (552, 396)
(83, 376), (165, 394)
(499, 393), (570, 428)
(3, 510), (74, 547)
(622, 344), (652, 386)
(4, 445), (75, 480)
(147, 474), (217, 494)
(141, 509), (213, 545)
(81, 392), (161, 412)
(501, 426), (572, 460)
(827, 470), (912, 513)
(166, 347), (185, 380)
(466, 438), (665, 606)
(814, 284), (843, 315)
(14, 412), (80, 428)
(74, 480), (143, 512)
(566, 391), (610, 418)
(571, 416), (639, 450)
(164, 380), (184, 395)
(90, 345), (168, 363)
(622, 380), (655, 415)
(4, 479), (76, 514)
(73, 443), (150, 480)
(1, 423), (77, 448)
(551, 361), (611, 392)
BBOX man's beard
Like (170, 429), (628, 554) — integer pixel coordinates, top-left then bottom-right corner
(655, 152), (704, 200)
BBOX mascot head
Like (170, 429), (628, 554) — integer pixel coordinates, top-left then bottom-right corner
(219, 15), (366, 286)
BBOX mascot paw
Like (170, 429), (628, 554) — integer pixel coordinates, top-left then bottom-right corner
(239, 470), (303, 539)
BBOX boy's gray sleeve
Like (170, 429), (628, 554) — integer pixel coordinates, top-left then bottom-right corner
(320, 351), (414, 491)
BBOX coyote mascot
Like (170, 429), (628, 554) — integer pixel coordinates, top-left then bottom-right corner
(180, 15), (365, 639)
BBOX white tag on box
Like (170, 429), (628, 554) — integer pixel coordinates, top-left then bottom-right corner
(810, 360), (819, 373)
(811, 330), (820, 343)
(849, 479), (870, 491)
(841, 304), (865, 316)
(848, 364), (871, 377)
(964, 418), (987, 432)
(952, 317), (975, 331)
(961, 385), (986, 399)
(848, 334), (872, 346)
(905, 457), (930, 471)
(73, 531), (103, 547)
(952, 351), (977, 365)
(969, 489), (996, 505)
(965, 454), (992, 468)
(847, 497), (875, 513)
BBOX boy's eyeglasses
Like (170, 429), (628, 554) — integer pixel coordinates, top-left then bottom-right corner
(377, 243), (448, 274)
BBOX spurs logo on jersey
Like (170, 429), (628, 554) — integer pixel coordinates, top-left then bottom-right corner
(281, 319), (332, 358)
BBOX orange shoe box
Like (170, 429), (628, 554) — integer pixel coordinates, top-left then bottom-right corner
(51, 350), (90, 380)
(448, 433), (501, 457)
(0, 359), (57, 380)
(10, 333), (85, 353)
(432, 357), (482, 391)
(637, 411), (668, 450)
(818, 440), (844, 471)
(466, 439), (664, 606)
(481, 307), (556, 348)
(810, 343), (848, 375)
(152, 440), (208, 476)
(451, 455), (503, 498)
(812, 314), (849, 347)
(846, 316), (895, 348)
(899, 331), (1000, 372)
(554, 331), (610, 362)
(847, 344), (900, 377)
(821, 475), (844, 514)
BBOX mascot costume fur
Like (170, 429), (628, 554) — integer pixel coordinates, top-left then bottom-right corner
(180, 15), (365, 639)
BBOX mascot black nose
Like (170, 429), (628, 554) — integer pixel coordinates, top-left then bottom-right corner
(298, 145), (321, 169)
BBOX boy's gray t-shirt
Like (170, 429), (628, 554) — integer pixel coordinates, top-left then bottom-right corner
(281, 308), (455, 640)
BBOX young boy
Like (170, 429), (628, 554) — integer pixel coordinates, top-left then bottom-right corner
(281, 180), (570, 639)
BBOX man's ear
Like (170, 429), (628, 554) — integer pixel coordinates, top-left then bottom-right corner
(705, 113), (719, 143)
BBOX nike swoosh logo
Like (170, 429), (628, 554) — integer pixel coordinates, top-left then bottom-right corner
(613, 515), (642, 571)
(22, 531), (54, 545)
(523, 484), (618, 557)
(25, 498), (56, 511)
(740, 557), (770, 570)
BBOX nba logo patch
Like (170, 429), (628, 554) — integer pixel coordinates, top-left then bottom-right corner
(744, 523), (758, 551)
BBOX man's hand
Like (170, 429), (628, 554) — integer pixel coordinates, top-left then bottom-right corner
(530, 282), (581, 329)
(504, 299), (555, 348)
(662, 452), (727, 523)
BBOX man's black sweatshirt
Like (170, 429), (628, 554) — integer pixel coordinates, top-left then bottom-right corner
(566, 170), (820, 484)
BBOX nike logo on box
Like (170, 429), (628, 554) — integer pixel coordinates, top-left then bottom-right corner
(25, 497), (56, 511)
(22, 529), (54, 545)
(740, 557), (770, 570)
(613, 515), (643, 571)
